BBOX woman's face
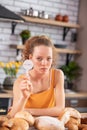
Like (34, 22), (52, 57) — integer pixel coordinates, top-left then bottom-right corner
(30, 45), (53, 74)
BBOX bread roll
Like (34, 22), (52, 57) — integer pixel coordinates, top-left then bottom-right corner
(65, 117), (80, 130)
(15, 111), (35, 126)
(34, 116), (65, 130)
(79, 124), (87, 130)
(65, 123), (78, 130)
(11, 126), (21, 130)
(11, 125), (28, 130)
(59, 110), (70, 124)
(64, 107), (81, 119)
(3, 118), (29, 130)
(3, 118), (13, 128)
(82, 128), (87, 130)
(66, 117), (80, 125)
(0, 116), (8, 126)
(0, 126), (9, 130)
(59, 107), (81, 125)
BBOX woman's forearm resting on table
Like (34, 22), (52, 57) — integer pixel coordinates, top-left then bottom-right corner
(25, 106), (65, 117)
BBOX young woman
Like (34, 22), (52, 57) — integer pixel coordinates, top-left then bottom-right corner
(9, 35), (65, 117)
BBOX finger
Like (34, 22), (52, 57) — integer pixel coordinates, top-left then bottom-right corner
(27, 85), (33, 94)
(24, 73), (30, 80)
(21, 86), (27, 91)
(21, 79), (27, 84)
(22, 90), (31, 98)
(27, 80), (32, 85)
(20, 83), (32, 92)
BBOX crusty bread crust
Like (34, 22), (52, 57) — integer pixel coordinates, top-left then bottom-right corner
(3, 118), (29, 130)
(15, 110), (35, 126)
(59, 107), (81, 122)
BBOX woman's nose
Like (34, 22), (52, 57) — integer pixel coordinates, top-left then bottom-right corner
(41, 59), (47, 65)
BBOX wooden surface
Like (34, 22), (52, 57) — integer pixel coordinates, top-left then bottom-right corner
(0, 90), (13, 98)
(66, 92), (87, 99)
(21, 15), (80, 28)
(55, 48), (81, 54)
(10, 45), (81, 54)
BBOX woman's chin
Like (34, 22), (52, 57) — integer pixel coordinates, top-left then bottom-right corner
(40, 68), (49, 73)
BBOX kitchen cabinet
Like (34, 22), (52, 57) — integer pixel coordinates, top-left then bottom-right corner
(65, 93), (87, 113)
(0, 98), (9, 115)
(0, 98), (12, 115)
(0, 90), (13, 115)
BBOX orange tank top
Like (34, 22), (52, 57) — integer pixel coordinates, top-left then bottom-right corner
(25, 69), (55, 108)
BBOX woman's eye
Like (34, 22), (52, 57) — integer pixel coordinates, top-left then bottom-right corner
(47, 58), (52, 61)
(36, 57), (52, 62)
(37, 58), (42, 61)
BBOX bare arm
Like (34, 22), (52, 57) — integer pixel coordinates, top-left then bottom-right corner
(8, 75), (32, 117)
(25, 69), (65, 117)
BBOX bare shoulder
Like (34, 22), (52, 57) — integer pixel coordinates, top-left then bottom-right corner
(53, 68), (64, 85)
(54, 68), (64, 78)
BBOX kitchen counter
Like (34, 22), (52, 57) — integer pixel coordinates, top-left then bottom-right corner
(65, 92), (87, 113)
(0, 90), (13, 98)
(0, 90), (87, 98)
(66, 92), (87, 99)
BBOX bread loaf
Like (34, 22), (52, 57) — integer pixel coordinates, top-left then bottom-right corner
(79, 124), (87, 130)
(64, 107), (81, 119)
(0, 126), (9, 130)
(65, 117), (80, 130)
(3, 118), (29, 130)
(82, 127), (87, 130)
(34, 116), (65, 130)
(65, 123), (78, 130)
(15, 110), (35, 126)
(59, 107), (81, 124)
(0, 116), (8, 126)
(59, 110), (70, 124)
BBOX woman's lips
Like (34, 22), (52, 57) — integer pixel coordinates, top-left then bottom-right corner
(40, 68), (48, 71)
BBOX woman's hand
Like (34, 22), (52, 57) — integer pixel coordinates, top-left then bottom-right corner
(20, 76), (33, 99)
(8, 75), (33, 118)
